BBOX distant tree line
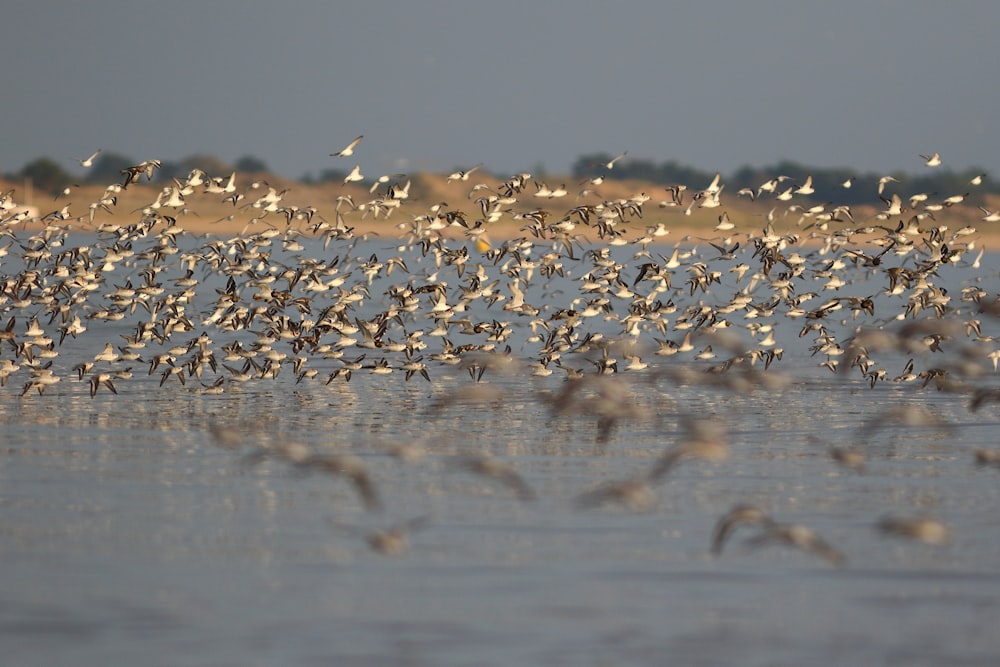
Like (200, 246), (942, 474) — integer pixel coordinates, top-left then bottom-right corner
(572, 154), (994, 206)
(4, 153), (273, 195)
(6, 151), (995, 205)
(4, 151), (391, 194)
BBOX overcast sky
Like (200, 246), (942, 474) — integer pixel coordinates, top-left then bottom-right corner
(3, 1), (998, 181)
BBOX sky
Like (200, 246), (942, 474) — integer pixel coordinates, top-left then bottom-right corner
(3, 1), (999, 182)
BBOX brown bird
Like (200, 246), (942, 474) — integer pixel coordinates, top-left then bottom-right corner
(329, 515), (430, 556)
(746, 522), (847, 566)
(647, 417), (729, 482)
(450, 454), (537, 501)
(574, 476), (657, 513)
(876, 515), (950, 545)
(829, 446), (866, 474)
(710, 504), (845, 565)
(974, 448), (1000, 468)
(710, 503), (774, 555)
(365, 516), (431, 556)
(207, 424), (250, 450)
(292, 453), (382, 512)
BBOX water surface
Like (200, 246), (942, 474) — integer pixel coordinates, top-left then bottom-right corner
(2, 233), (1000, 666)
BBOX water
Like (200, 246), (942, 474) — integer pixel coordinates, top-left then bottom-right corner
(2, 229), (1000, 665)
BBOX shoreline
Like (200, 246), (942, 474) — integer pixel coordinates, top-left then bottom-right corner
(5, 176), (1000, 248)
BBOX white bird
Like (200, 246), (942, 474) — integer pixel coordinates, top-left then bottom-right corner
(705, 172), (723, 195)
(776, 186), (795, 201)
(877, 175), (898, 195)
(715, 211), (734, 231)
(920, 152), (942, 167)
(330, 135), (364, 157)
(78, 149), (102, 167)
(205, 172), (237, 194)
(795, 175), (815, 195)
(881, 193), (904, 216)
(369, 172), (407, 193)
(605, 151), (628, 170)
(447, 164), (483, 182)
(980, 207), (1000, 222)
(343, 165), (364, 183)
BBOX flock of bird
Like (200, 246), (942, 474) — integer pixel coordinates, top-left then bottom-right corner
(2, 137), (999, 560)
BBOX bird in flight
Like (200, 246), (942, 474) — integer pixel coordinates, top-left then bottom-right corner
(77, 149), (102, 167)
(330, 135), (364, 157)
(605, 150), (628, 170)
(343, 165), (364, 183)
(447, 163), (483, 182)
(920, 152), (941, 167)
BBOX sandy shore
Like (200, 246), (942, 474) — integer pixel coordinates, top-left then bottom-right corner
(6, 174), (1000, 248)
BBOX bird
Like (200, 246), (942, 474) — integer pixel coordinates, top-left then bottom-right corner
(329, 516), (431, 556)
(604, 150), (628, 170)
(88, 372), (118, 397)
(974, 448), (1000, 468)
(343, 165), (364, 183)
(364, 516), (430, 556)
(291, 453), (382, 512)
(710, 504), (844, 565)
(449, 454), (536, 501)
(574, 476), (657, 513)
(207, 424), (250, 450)
(447, 164), (483, 182)
(5, 137), (1000, 589)
(77, 149), (102, 167)
(829, 446), (865, 473)
(330, 135), (364, 157)
(876, 515), (950, 545)
(746, 522), (847, 566)
(710, 503), (773, 555)
(795, 175), (815, 195)
(877, 175), (899, 195)
(979, 207), (1000, 222)
(714, 212), (734, 231)
(920, 152), (942, 167)
(646, 418), (729, 482)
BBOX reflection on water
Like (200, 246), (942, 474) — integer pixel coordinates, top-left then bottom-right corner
(4, 358), (1000, 665)
(2, 235), (1000, 665)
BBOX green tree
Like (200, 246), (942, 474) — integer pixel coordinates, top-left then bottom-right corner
(156, 160), (183, 182)
(571, 153), (611, 178)
(311, 168), (347, 183)
(180, 154), (232, 176)
(234, 155), (269, 174)
(19, 157), (72, 194)
(158, 154), (233, 182)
